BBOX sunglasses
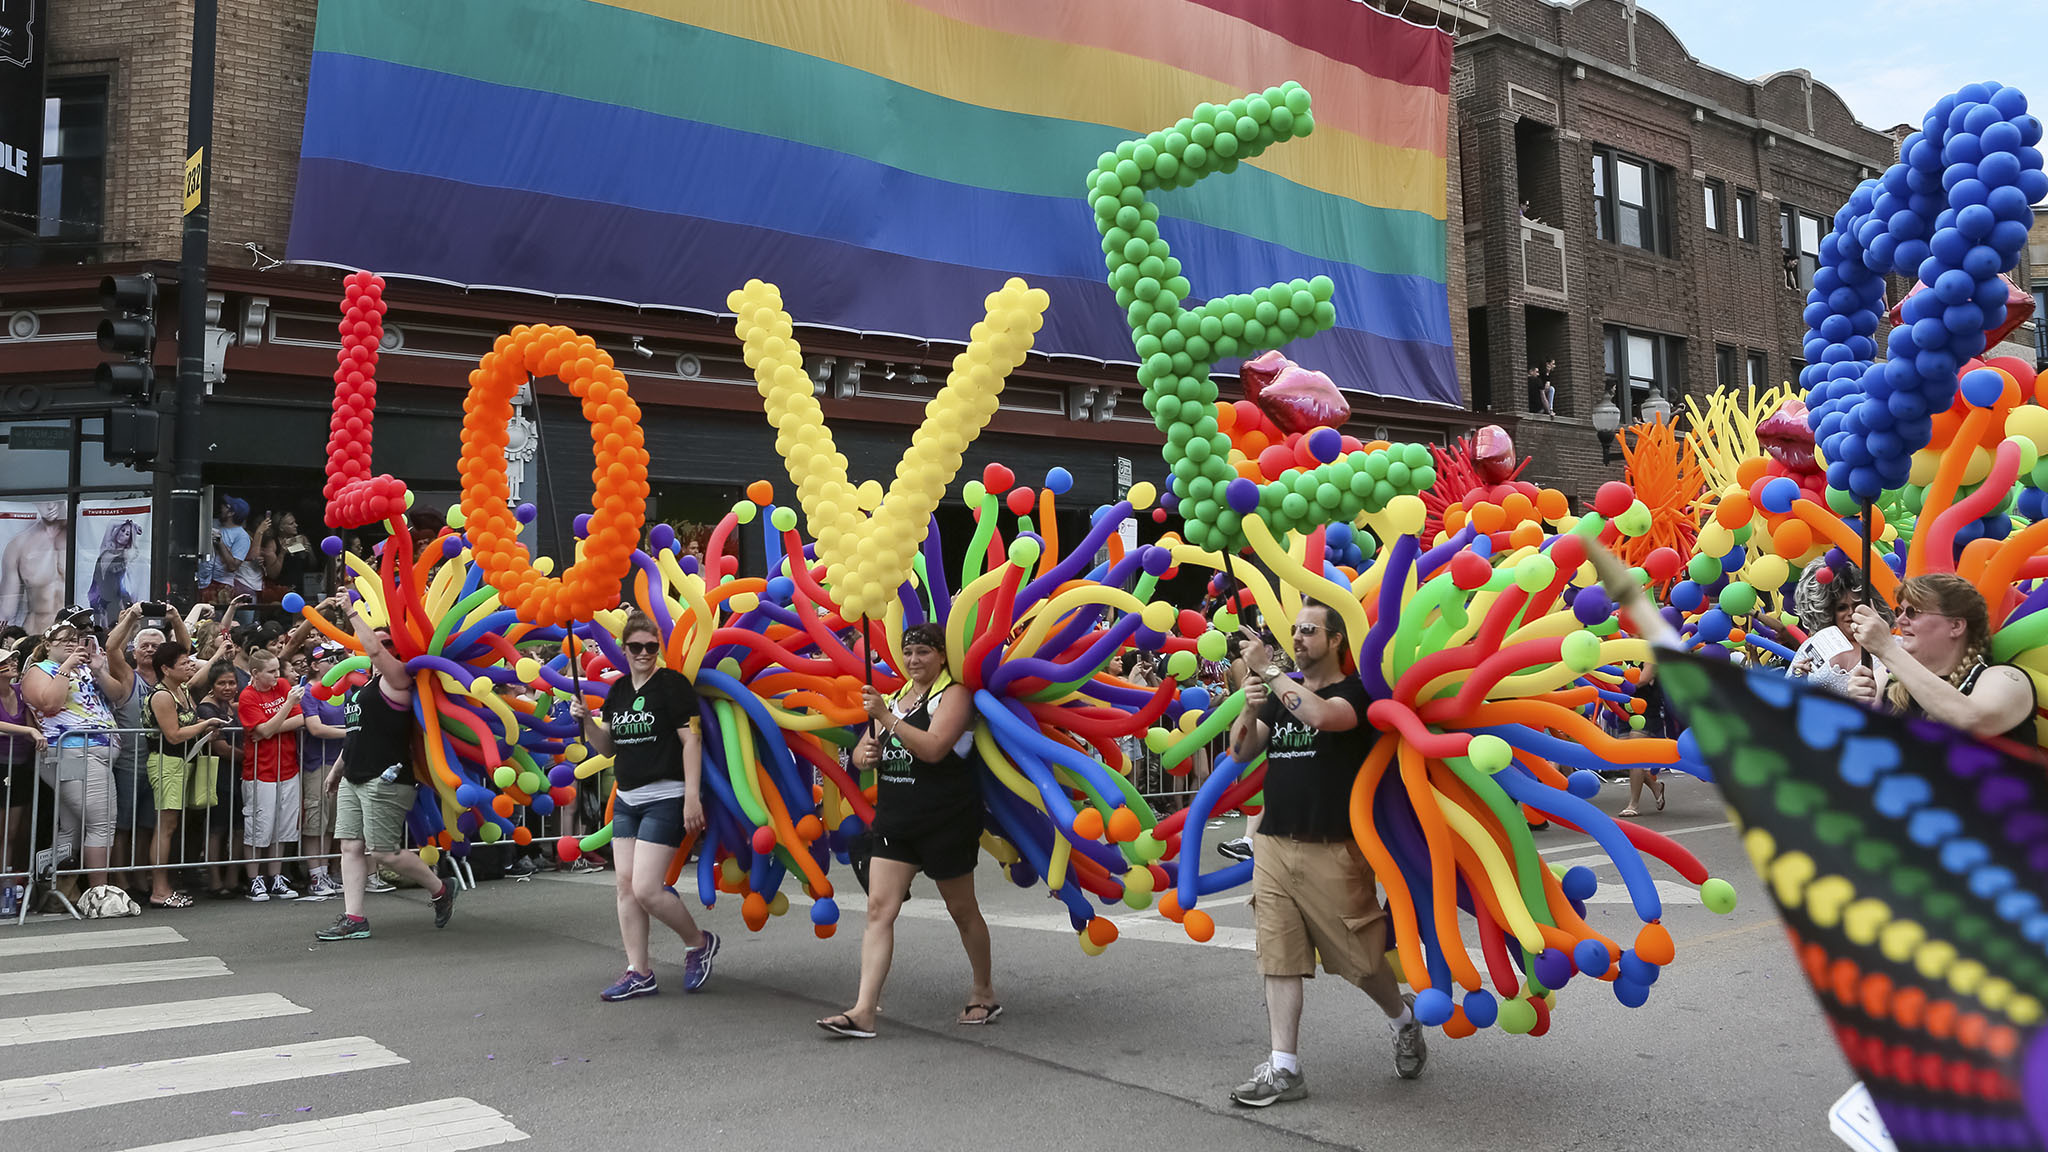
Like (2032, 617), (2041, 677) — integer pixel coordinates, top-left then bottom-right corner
(623, 641), (662, 656)
(1290, 622), (1324, 637)
(1895, 606), (1952, 623)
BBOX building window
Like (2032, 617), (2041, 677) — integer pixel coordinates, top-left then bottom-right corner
(1592, 147), (1673, 255)
(1781, 204), (1826, 291)
(38, 77), (109, 242)
(1735, 189), (1756, 242)
(1703, 179), (1725, 233)
(1747, 351), (1769, 390)
(1716, 344), (1739, 391)
(2035, 290), (2046, 366)
(1603, 325), (1684, 422)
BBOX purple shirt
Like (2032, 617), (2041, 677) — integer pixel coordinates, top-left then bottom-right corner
(301, 688), (347, 769)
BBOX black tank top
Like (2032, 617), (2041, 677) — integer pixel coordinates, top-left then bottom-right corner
(1906, 661), (2039, 749)
(341, 675), (415, 785)
(873, 685), (979, 833)
(147, 685), (204, 760)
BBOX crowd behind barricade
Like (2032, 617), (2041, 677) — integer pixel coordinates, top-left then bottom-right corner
(0, 597), (621, 924)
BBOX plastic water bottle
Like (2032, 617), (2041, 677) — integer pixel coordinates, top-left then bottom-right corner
(379, 765), (401, 783)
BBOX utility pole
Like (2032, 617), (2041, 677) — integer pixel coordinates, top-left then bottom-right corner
(166, 0), (217, 599)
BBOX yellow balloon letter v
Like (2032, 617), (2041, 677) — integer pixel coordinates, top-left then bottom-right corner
(728, 277), (1051, 622)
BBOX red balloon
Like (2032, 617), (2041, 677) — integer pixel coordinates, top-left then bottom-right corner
(1644, 547), (1682, 583)
(1593, 481), (1635, 519)
(1450, 550), (1492, 590)
(1256, 444), (1295, 480)
(1005, 486), (1036, 516)
(981, 463), (1015, 494)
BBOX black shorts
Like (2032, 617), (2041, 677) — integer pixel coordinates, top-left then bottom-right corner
(870, 816), (981, 882)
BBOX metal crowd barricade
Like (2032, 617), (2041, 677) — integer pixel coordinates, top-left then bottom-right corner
(0, 724), (513, 924)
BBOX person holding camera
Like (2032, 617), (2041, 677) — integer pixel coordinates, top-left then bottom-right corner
(142, 641), (228, 907)
(1224, 603), (1424, 1108)
(23, 607), (134, 899)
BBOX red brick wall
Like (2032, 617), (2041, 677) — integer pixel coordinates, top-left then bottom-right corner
(1458, 0), (1898, 496)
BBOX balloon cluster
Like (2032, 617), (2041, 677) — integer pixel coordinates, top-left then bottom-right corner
(727, 277), (1049, 622)
(1088, 84), (1430, 552)
(1803, 82), (2045, 502)
(458, 325), (649, 628)
(1149, 496), (1735, 1037)
(322, 271), (409, 529)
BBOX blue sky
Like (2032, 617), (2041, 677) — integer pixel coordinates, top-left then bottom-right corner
(1638, 0), (2033, 133)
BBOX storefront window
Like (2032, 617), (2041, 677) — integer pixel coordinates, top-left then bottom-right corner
(1, 414), (156, 625)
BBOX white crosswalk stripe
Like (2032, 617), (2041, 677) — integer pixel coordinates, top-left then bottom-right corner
(0, 1036), (406, 1121)
(0, 956), (230, 998)
(0, 993), (309, 1048)
(0, 924), (531, 1147)
(117, 1097), (530, 1152)
(0, 926), (186, 958)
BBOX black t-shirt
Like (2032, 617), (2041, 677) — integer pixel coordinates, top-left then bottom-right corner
(341, 675), (414, 785)
(601, 668), (698, 793)
(1254, 677), (1373, 841)
(874, 686), (980, 833)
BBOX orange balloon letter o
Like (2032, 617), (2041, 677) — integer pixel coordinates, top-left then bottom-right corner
(458, 324), (649, 627)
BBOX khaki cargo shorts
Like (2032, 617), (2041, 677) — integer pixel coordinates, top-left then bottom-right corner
(1251, 834), (1392, 989)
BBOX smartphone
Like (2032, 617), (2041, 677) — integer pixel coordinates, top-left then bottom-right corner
(140, 601), (168, 616)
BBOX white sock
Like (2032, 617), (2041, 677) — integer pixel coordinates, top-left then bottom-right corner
(310, 866), (329, 881)
(1270, 1050), (1300, 1074)
(1387, 1003), (1414, 1028)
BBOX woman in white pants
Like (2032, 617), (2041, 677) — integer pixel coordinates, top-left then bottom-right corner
(23, 611), (134, 891)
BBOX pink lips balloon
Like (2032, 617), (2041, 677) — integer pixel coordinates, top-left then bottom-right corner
(1239, 350), (1352, 435)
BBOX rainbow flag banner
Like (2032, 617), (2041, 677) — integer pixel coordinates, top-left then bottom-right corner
(288, 0), (1457, 406)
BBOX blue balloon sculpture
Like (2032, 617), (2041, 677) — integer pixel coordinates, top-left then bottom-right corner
(1802, 83), (2046, 503)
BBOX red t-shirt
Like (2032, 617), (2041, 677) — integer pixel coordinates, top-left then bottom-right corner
(237, 681), (301, 783)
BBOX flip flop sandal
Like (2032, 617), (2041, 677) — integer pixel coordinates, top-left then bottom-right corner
(817, 1014), (876, 1039)
(1617, 807), (1640, 818)
(1652, 780), (1667, 812)
(959, 1003), (1004, 1025)
(147, 892), (194, 909)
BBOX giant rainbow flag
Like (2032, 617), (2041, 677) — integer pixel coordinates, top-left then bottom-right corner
(288, 0), (1458, 406)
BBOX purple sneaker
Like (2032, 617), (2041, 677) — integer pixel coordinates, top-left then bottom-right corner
(599, 969), (659, 1002)
(683, 931), (720, 992)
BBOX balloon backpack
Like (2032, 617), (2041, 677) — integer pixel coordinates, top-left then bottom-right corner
(311, 80), (2041, 1066)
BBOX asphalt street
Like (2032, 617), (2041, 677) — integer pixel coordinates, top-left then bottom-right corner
(0, 778), (1856, 1152)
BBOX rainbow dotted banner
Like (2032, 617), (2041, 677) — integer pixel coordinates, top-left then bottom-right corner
(1656, 653), (2048, 1151)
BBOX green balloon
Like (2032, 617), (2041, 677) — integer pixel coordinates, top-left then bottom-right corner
(1687, 552), (1721, 583)
(1700, 877), (1738, 914)
(1560, 629), (1602, 673)
(1281, 492), (1310, 519)
(1718, 582), (1759, 617)
(1315, 483), (1342, 509)
(1387, 461), (1411, 487)
(1825, 486), (1860, 515)
(1497, 998), (1538, 1035)
(493, 766), (516, 789)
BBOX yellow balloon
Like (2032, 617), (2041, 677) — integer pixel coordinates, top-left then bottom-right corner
(1961, 445), (1993, 486)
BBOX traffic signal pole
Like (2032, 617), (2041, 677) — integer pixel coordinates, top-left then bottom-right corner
(166, 0), (217, 600)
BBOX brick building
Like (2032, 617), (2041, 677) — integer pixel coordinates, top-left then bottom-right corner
(0, 0), (1485, 608)
(1456, 0), (1902, 502)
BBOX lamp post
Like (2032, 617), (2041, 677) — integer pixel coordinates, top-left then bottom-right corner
(1592, 395), (1622, 465)
(1641, 388), (1673, 427)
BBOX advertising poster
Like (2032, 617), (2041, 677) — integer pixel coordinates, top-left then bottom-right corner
(0, 498), (69, 633)
(76, 498), (150, 628)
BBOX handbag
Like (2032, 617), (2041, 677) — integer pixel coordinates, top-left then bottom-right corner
(188, 754), (219, 809)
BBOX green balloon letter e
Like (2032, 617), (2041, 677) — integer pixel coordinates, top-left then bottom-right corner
(1089, 82), (1427, 553)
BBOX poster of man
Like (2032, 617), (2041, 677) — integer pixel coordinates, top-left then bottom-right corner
(0, 499), (70, 633)
(77, 499), (150, 628)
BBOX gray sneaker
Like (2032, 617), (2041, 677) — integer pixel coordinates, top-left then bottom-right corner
(1229, 1060), (1307, 1107)
(365, 873), (396, 893)
(1392, 993), (1428, 1079)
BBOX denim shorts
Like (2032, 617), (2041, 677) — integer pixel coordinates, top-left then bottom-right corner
(612, 794), (684, 848)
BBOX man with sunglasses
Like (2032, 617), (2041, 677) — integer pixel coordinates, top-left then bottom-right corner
(1225, 602), (1425, 1108)
(315, 600), (454, 940)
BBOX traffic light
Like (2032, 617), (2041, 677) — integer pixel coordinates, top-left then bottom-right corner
(105, 406), (161, 468)
(95, 273), (157, 401)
